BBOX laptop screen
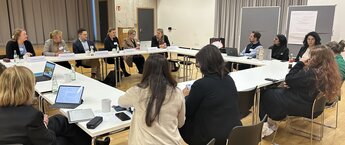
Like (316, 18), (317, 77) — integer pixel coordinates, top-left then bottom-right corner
(43, 62), (56, 78)
(55, 86), (84, 104)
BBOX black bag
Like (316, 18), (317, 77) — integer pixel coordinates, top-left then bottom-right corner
(102, 70), (120, 87)
(168, 59), (180, 72)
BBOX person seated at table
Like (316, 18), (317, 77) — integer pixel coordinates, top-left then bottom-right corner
(268, 34), (289, 61)
(236, 31), (263, 70)
(122, 29), (145, 74)
(118, 54), (185, 144)
(104, 27), (130, 77)
(73, 28), (101, 79)
(326, 40), (345, 80)
(151, 28), (171, 57)
(43, 30), (72, 69)
(259, 45), (341, 137)
(295, 31), (321, 61)
(6, 28), (36, 59)
(0, 66), (91, 145)
(179, 45), (242, 145)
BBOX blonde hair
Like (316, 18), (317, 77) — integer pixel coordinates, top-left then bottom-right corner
(108, 27), (116, 33)
(12, 28), (25, 41)
(0, 66), (35, 107)
(50, 30), (62, 39)
(128, 29), (136, 36)
(157, 28), (164, 35)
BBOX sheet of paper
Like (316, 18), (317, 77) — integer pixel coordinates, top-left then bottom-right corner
(288, 11), (318, 44)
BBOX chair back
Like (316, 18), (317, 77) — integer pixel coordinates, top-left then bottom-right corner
(312, 94), (327, 119)
(206, 138), (216, 145)
(238, 87), (257, 119)
(227, 115), (267, 145)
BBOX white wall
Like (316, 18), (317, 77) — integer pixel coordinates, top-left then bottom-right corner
(157, 0), (215, 48)
(308, 0), (345, 41)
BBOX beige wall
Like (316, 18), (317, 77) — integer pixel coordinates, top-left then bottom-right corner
(114, 0), (157, 36)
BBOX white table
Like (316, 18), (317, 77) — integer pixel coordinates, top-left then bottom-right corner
(0, 61), (131, 139)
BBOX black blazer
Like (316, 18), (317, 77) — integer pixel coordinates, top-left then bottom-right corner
(0, 105), (56, 145)
(179, 74), (242, 145)
(72, 39), (97, 66)
(6, 40), (36, 59)
(103, 36), (119, 64)
(268, 45), (289, 61)
(295, 46), (308, 61)
(283, 61), (318, 116)
(151, 35), (171, 48)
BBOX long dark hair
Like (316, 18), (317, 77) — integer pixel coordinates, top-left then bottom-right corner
(196, 44), (229, 78)
(137, 54), (177, 127)
(276, 34), (287, 48)
(303, 31), (321, 47)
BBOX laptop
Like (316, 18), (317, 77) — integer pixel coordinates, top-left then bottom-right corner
(35, 61), (56, 82)
(140, 41), (152, 51)
(50, 85), (84, 109)
(225, 48), (239, 56)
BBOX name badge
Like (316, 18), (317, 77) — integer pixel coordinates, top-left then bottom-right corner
(113, 42), (118, 45)
(249, 49), (254, 52)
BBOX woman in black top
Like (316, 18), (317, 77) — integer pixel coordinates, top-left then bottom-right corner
(104, 28), (130, 77)
(260, 45), (341, 122)
(151, 28), (170, 48)
(295, 31), (321, 61)
(6, 29), (36, 59)
(179, 45), (242, 145)
(268, 34), (289, 61)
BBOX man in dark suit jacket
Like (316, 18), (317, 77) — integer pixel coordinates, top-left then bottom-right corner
(73, 28), (100, 79)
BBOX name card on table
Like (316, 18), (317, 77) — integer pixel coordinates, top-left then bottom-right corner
(94, 51), (109, 56)
(26, 56), (46, 63)
(58, 53), (76, 58)
(123, 48), (137, 53)
(147, 47), (158, 51)
(167, 46), (179, 50)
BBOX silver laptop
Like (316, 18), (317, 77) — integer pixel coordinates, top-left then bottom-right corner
(140, 41), (152, 51)
(50, 85), (84, 109)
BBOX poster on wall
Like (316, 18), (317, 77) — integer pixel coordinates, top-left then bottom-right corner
(288, 11), (318, 44)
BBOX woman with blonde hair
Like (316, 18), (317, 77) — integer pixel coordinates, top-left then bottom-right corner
(122, 29), (145, 74)
(6, 28), (36, 59)
(0, 66), (91, 145)
(260, 45), (341, 137)
(43, 30), (71, 69)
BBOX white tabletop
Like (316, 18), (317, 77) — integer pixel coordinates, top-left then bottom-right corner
(0, 61), (130, 137)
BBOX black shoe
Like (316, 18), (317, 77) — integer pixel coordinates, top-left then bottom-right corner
(95, 137), (110, 145)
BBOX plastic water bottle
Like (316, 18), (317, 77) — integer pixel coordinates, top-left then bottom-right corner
(70, 64), (76, 81)
(90, 46), (95, 56)
(112, 47), (117, 53)
(52, 76), (58, 94)
(13, 50), (19, 63)
(288, 53), (294, 69)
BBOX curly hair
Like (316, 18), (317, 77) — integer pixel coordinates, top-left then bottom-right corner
(307, 45), (341, 100)
(302, 31), (321, 48)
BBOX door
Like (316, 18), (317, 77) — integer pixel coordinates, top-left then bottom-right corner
(137, 8), (154, 41)
(99, 1), (108, 42)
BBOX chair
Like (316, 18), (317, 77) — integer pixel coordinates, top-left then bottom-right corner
(227, 115), (267, 145)
(321, 81), (343, 129)
(206, 138), (216, 145)
(238, 87), (257, 120)
(272, 93), (326, 144)
(177, 47), (199, 80)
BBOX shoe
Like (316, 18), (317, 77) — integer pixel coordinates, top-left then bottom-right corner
(262, 122), (274, 138)
(267, 118), (278, 131)
(95, 137), (110, 145)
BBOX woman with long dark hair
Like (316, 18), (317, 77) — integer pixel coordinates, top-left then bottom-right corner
(295, 31), (321, 61)
(179, 45), (242, 145)
(268, 34), (289, 61)
(118, 54), (185, 145)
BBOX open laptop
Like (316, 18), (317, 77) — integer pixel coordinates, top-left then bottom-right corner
(35, 61), (56, 82)
(225, 47), (239, 56)
(140, 41), (152, 51)
(50, 85), (84, 109)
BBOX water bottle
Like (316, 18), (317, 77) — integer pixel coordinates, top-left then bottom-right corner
(288, 53), (294, 69)
(90, 46), (95, 56)
(112, 47), (117, 53)
(13, 50), (19, 63)
(70, 64), (76, 81)
(52, 76), (58, 94)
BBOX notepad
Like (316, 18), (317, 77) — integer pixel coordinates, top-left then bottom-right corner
(67, 109), (95, 123)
